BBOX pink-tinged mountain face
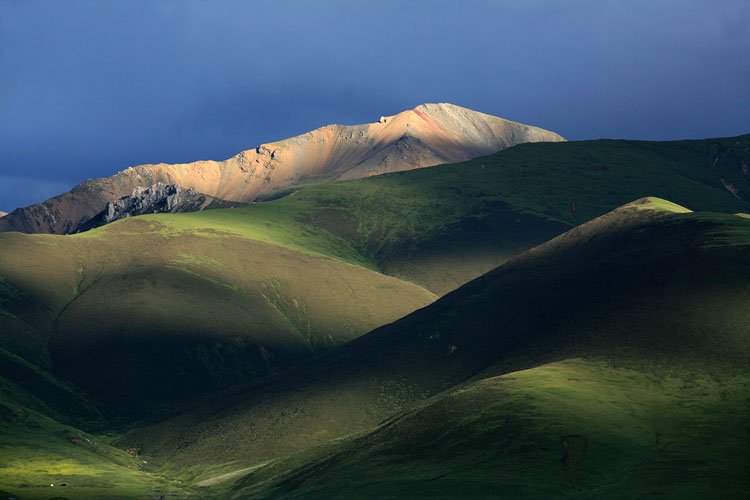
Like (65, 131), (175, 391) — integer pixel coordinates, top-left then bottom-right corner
(0, 103), (564, 234)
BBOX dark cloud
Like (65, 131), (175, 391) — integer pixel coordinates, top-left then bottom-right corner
(1, 0), (748, 212)
(0, 175), (75, 210)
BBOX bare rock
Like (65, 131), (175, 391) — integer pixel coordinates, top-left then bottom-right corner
(74, 183), (244, 233)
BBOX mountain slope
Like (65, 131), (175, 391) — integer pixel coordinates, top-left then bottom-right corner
(94, 133), (746, 296)
(3, 132), (747, 295)
(126, 199), (750, 485)
(0, 103), (564, 234)
(2, 133), (748, 419)
(231, 359), (749, 500)
(0, 217), (436, 422)
(0, 403), (178, 500)
(0, 131), (748, 498)
(3, 197), (747, 499)
(2, 133), (747, 411)
(292, 134), (750, 294)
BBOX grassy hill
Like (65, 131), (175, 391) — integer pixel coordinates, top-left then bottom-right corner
(126, 133), (749, 295)
(123, 199), (750, 499)
(0, 215), (434, 499)
(0, 402), (190, 500)
(231, 359), (749, 499)
(4, 134), (745, 421)
(244, 133), (750, 294)
(0, 217), (437, 423)
(1, 133), (749, 498)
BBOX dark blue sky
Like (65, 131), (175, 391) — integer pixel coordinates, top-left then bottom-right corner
(1, 0), (748, 212)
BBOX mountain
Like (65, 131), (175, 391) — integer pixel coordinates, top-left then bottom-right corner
(1, 132), (749, 499)
(0, 211), (7, 217)
(0, 134), (747, 418)
(126, 199), (750, 499)
(263, 134), (749, 294)
(0, 103), (564, 234)
(1, 133), (748, 420)
(74, 182), (245, 232)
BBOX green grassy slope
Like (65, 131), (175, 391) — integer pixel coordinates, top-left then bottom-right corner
(4, 134), (745, 422)
(232, 359), (749, 500)
(0, 217), (436, 422)
(1, 133), (749, 498)
(126, 134), (749, 295)
(126, 200), (750, 498)
(0, 399), (203, 500)
(259, 134), (750, 295)
(0, 232), (81, 369)
(0, 347), (195, 500)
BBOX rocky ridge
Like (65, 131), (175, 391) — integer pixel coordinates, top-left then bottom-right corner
(0, 103), (564, 234)
(74, 182), (244, 233)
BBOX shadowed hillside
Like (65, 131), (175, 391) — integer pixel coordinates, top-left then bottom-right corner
(0, 218), (436, 422)
(1, 134), (748, 422)
(125, 200), (750, 496)
(231, 358), (749, 500)
(1, 132), (749, 499)
(110, 133), (748, 295)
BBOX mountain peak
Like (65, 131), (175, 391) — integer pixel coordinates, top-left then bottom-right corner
(0, 104), (564, 234)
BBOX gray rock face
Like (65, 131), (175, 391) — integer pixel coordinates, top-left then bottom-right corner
(104, 183), (198, 222)
(75, 183), (243, 233)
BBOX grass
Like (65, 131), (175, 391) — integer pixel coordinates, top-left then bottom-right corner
(0, 403), (196, 500)
(125, 203), (750, 493)
(70, 133), (750, 294)
(0, 219), (436, 424)
(629, 196), (693, 213)
(232, 359), (750, 499)
(202, 204), (750, 498)
(1, 133), (749, 497)
(0, 347), (104, 430)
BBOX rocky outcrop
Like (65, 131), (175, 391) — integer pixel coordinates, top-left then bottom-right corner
(0, 211), (7, 217)
(0, 103), (564, 234)
(74, 183), (244, 232)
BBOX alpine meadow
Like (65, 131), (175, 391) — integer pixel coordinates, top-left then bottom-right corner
(1, 3), (749, 498)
